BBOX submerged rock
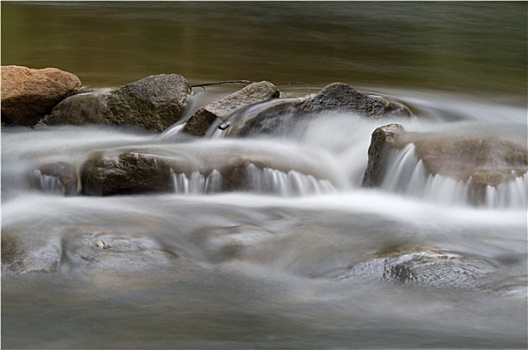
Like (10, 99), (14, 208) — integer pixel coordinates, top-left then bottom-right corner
(362, 123), (528, 206)
(340, 247), (496, 289)
(1, 229), (62, 274)
(1, 65), (82, 126)
(183, 81), (280, 136)
(41, 74), (191, 132)
(1, 225), (179, 274)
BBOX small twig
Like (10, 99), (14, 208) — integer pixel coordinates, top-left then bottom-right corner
(190, 80), (312, 96)
(273, 81), (312, 96)
(191, 80), (255, 89)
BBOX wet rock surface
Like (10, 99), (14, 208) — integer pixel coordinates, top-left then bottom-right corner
(226, 83), (412, 137)
(339, 247), (497, 289)
(1, 65), (82, 126)
(362, 123), (406, 187)
(302, 82), (412, 118)
(41, 74), (191, 132)
(81, 152), (175, 196)
(183, 81), (280, 136)
(79, 146), (337, 196)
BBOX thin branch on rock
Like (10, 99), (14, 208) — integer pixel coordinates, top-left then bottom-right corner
(190, 80), (255, 89)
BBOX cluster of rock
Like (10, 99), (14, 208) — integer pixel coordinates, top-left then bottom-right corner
(2, 65), (526, 205)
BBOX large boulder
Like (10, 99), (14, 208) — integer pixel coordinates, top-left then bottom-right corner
(41, 74), (191, 132)
(1, 65), (82, 126)
(183, 81), (280, 136)
(227, 82), (412, 137)
(362, 123), (528, 205)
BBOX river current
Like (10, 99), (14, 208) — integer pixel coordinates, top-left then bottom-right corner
(2, 2), (527, 349)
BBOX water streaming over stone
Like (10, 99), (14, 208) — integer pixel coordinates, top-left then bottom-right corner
(3, 1), (527, 347)
(380, 143), (527, 209)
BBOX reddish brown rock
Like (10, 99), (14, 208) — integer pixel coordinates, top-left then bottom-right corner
(1, 65), (82, 126)
(35, 161), (78, 195)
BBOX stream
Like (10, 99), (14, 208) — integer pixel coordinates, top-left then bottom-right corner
(2, 2), (527, 349)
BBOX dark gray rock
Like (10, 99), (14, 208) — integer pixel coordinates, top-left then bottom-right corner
(41, 74), (191, 133)
(79, 143), (339, 196)
(39, 89), (113, 126)
(362, 123), (406, 187)
(81, 152), (174, 196)
(225, 82), (412, 138)
(302, 82), (411, 118)
(231, 99), (306, 138)
(183, 81), (280, 136)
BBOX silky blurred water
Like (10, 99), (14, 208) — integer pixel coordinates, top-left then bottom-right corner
(2, 2), (527, 349)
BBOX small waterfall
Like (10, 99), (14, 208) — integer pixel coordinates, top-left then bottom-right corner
(33, 170), (66, 194)
(380, 144), (527, 209)
(246, 163), (336, 196)
(170, 165), (335, 196)
(484, 174), (527, 209)
(171, 170), (222, 194)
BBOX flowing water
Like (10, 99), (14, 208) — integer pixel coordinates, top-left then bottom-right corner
(2, 2), (527, 349)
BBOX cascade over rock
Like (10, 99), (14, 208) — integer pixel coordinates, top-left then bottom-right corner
(362, 123), (406, 187)
(33, 161), (78, 196)
(1, 65), (82, 126)
(80, 146), (337, 196)
(41, 74), (191, 132)
(362, 123), (528, 205)
(183, 81), (280, 136)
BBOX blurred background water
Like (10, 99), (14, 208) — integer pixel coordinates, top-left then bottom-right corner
(2, 1), (527, 96)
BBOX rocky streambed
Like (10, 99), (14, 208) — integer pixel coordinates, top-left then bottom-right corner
(1, 65), (526, 349)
